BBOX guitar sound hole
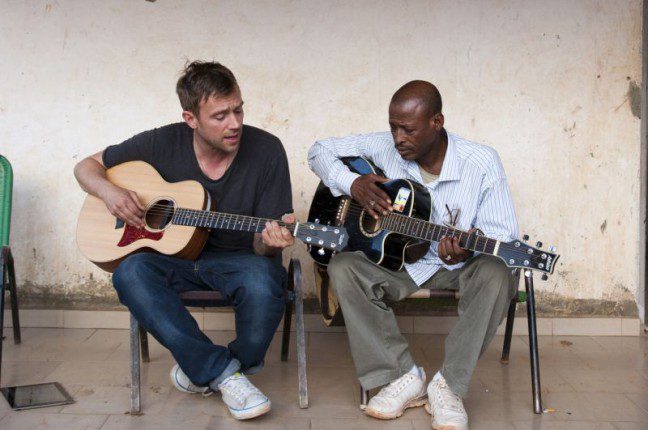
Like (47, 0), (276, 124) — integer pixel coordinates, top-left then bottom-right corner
(359, 210), (382, 238)
(145, 199), (175, 231)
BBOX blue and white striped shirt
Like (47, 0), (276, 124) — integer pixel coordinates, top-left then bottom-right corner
(307, 131), (519, 285)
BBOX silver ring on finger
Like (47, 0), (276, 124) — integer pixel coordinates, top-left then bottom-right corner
(369, 200), (376, 207)
(446, 255), (452, 261)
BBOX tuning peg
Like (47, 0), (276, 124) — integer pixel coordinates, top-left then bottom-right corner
(536, 241), (543, 248)
(523, 234), (529, 241)
(541, 274), (548, 281)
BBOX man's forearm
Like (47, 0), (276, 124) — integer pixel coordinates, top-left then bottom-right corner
(73, 157), (112, 199)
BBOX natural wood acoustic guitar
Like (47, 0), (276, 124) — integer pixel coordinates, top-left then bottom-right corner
(77, 161), (348, 272)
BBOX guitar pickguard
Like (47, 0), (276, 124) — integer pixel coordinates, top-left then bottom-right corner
(117, 225), (164, 247)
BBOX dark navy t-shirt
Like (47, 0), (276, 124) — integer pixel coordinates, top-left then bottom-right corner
(103, 122), (293, 253)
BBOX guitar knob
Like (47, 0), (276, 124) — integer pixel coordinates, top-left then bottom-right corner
(523, 234), (529, 241)
(318, 248), (326, 256)
(536, 241), (543, 248)
(541, 274), (548, 281)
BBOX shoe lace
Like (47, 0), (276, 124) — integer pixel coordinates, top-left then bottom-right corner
(222, 375), (260, 403)
(382, 373), (416, 397)
(434, 378), (465, 413)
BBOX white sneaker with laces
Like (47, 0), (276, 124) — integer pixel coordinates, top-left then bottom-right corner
(217, 372), (271, 420)
(426, 372), (468, 430)
(169, 364), (212, 395)
(364, 367), (427, 420)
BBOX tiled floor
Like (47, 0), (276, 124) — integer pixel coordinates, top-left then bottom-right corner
(1, 327), (647, 429)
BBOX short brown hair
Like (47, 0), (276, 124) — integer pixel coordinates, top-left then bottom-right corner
(176, 61), (238, 115)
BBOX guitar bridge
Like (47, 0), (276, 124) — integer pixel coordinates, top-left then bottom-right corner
(336, 197), (351, 225)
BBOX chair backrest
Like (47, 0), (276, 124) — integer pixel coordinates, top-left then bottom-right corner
(0, 155), (13, 247)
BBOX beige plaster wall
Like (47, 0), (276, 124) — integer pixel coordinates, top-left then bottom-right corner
(0, 0), (643, 317)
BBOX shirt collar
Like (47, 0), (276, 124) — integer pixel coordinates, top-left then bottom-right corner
(437, 131), (461, 182)
(400, 130), (461, 183)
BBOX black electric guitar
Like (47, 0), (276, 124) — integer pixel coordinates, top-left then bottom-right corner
(307, 157), (559, 277)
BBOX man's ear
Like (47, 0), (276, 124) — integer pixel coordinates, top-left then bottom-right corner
(432, 113), (445, 131)
(182, 110), (198, 129)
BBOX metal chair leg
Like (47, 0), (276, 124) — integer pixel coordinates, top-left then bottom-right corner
(1, 247), (19, 346)
(281, 262), (295, 362)
(0, 252), (5, 388)
(290, 259), (309, 408)
(524, 270), (543, 414)
(501, 297), (517, 363)
(7, 252), (20, 344)
(130, 314), (142, 415)
(139, 325), (150, 363)
(360, 386), (369, 410)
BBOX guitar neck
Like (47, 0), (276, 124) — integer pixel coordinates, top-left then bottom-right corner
(173, 208), (293, 234)
(382, 213), (499, 255)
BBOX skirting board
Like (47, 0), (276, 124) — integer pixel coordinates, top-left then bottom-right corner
(3, 310), (643, 336)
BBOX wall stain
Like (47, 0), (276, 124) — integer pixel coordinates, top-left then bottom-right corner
(562, 121), (576, 138)
(628, 80), (641, 119)
(600, 219), (607, 234)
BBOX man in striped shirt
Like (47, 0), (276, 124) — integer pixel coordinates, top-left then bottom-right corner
(308, 81), (519, 430)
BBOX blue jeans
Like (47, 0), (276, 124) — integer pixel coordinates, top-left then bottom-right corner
(112, 250), (286, 387)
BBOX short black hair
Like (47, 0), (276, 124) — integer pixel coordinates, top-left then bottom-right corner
(391, 80), (442, 117)
(176, 61), (238, 115)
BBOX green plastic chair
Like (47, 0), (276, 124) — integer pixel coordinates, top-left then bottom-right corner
(0, 154), (22, 387)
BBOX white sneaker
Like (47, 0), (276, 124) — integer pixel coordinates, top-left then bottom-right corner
(218, 372), (271, 420)
(365, 367), (427, 420)
(169, 364), (212, 395)
(426, 372), (468, 430)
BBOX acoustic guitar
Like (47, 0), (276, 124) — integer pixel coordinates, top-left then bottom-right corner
(307, 157), (559, 277)
(77, 161), (348, 272)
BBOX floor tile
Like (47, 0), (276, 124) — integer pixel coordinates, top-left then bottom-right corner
(311, 417), (413, 430)
(101, 413), (212, 429)
(0, 360), (63, 386)
(59, 385), (169, 415)
(513, 421), (616, 429)
(611, 423), (648, 430)
(0, 412), (108, 430)
(207, 415), (310, 429)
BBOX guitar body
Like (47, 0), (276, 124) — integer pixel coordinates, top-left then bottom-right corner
(308, 157), (431, 270)
(76, 161), (209, 272)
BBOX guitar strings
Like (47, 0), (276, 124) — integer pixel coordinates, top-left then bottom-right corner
(332, 202), (549, 266)
(140, 203), (549, 267)
(135, 204), (333, 233)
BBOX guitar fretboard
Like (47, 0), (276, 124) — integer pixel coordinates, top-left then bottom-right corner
(380, 212), (498, 254)
(172, 208), (293, 233)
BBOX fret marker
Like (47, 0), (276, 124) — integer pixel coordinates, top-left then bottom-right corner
(493, 240), (500, 256)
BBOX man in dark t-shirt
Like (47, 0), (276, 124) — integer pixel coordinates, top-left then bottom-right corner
(74, 61), (293, 420)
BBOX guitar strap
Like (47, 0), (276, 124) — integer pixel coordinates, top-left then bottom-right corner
(314, 264), (345, 327)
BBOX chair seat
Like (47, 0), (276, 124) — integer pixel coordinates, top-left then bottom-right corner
(179, 290), (227, 307)
(405, 289), (527, 302)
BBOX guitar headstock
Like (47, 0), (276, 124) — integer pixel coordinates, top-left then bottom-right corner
(496, 235), (560, 277)
(296, 222), (349, 252)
